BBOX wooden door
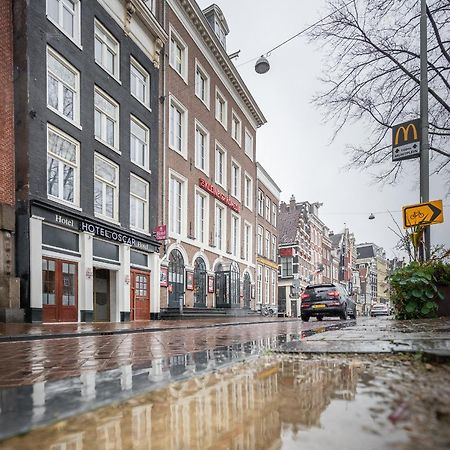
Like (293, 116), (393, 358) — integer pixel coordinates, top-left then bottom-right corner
(131, 269), (150, 321)
(42, 257), (78, 322)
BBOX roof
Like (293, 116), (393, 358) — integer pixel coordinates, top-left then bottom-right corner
(357, 245), (375, 259)
(330, 233), (342, 249)
(278, 208), (301, 244)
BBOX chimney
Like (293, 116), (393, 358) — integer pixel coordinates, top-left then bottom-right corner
(289, 194), (296, 209)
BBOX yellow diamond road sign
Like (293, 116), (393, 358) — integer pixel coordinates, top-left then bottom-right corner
(402, 200), (444, 228)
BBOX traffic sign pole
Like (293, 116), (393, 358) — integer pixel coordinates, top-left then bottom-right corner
(420, 0), (430, 259)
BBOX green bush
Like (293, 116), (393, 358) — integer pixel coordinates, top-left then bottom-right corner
(390, 261), (447, 319)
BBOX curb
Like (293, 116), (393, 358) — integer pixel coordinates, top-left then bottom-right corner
(0, 318), (301, 343)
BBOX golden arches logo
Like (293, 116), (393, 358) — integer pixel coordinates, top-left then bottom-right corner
(394, 123), (418, 145)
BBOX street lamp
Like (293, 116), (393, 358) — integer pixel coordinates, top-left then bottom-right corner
(255, 56), (270, 74)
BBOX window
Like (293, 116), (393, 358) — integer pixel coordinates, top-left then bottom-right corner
(272, 236), (277, 262)
(94, 154), (119, 221)
(244, 129), (253, 160)
(215, 204), (225, 251)
(231, 112), (241, 146)
(257, 265), (262, 304)
(244, 175), (253, 210)
(265, 197), (271, 221)
(130, 116), (150, 170)
(169, 173), (186, 236)
(130, 57), (150, 107)
(195, 191), (207, 244)
(244, 222), (252, 261)
(94, 20), (120, 79)
(231, 161), (240, 200)
(169, 96), (187, 157)
(257, 225), (263, 255)
(272, 202), (277, 226)
(231, 214), (240, 257)
(195, 60), (209, 106)
(195, 121), (209, 174)
(47, 47), (80, 124)
(215, 89), (227, 129)
(265, 268), (270, 304)
(271, 270), (276, 305)
(94, 87), (119, 150)
(47, 125), (79, 206)
(47, 0), (80, 43)
(281, 256), (293, 277)
(130, 174), (149, 232)
(258, 190), (264, 216)
(169, 28), (187, 81)
(265, 230), (271, 258)
(215, 144), (226, 187)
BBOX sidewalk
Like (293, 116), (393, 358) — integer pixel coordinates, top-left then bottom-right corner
(277, 316), (450, 356)
(0, 316), (299, 342)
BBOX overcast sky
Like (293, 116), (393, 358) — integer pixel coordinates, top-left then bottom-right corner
(198, 0), (449, 258)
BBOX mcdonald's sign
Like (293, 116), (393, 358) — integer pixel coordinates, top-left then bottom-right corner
(392, 118), (421, 161)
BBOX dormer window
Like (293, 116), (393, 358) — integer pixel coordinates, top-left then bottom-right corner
(203, 4), (230, 50)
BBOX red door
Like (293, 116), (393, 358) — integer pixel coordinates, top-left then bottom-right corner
(42, 257), (78, 322)
(130, 270), (150, 321)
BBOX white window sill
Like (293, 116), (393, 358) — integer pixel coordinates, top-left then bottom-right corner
(195, 94), (210, 110)
(47, 196), (82, 211)
(130, 226), (150, 235)
(131, 161), (151, 174)
(95, 62), (121, 85)
(168, 144), (187, 160)
(47, 16), (82, 50)
(131, 93), (152, 112)
(194, 165), (209, 178)
(95, 137), (121, 154)
(47, 107), (82, 130)
(215, 180), (227, 191)
(94, 213), (120, 226)
(231, 193), (241, 203)
(232, 137), (241, 147)
(169, 64), (188, 85)
(215, 117), (227, 131)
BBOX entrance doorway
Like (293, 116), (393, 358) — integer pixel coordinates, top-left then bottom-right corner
(193, 257), (207, 307)
(243, 272), (251, 308)
(42, 257), (78, 322)
(130, 269), (150, 320)
(94, 268), (111, 321)
(168, 249), (185, 308)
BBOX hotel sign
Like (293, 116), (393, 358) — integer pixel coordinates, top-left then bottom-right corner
(199, 178), (240, 213)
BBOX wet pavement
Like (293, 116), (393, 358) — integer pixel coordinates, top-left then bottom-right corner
(0, 316), (449, 449)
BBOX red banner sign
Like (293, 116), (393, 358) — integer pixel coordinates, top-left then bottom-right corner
(279, 247), (293, 257)
(154, 224), (167, 240)
(198, 178), (240, 213)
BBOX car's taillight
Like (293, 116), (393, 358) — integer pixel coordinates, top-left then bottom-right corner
(301, 293), (310, 300)
(327, 290), (340, 298)
(302, 303), (311, 308)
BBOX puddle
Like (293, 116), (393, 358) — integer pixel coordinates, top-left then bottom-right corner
(2, 354), (449, 450)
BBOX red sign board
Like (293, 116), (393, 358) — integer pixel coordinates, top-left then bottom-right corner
(154, 225), (167, 240)
(279, 247), (293, 257)
(198, 178), (240, 213)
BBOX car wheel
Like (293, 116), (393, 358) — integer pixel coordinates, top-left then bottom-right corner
(340, 306), (348, 321)
(301, 315), (310, 322)
(317, 315), (323, 321)
(350, 308), (357, 320)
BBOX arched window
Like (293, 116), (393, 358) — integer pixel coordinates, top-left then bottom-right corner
(230, 261), (240, 306)
(168, 249), (184, 308)
(194, 257), (207, 307)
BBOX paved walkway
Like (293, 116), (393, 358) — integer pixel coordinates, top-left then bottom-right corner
(0, 316), (296, 341)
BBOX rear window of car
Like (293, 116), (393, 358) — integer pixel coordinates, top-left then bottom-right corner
(304, 285), (337, 302)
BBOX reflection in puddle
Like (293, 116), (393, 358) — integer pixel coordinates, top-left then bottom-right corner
(2, 356), (415, 450)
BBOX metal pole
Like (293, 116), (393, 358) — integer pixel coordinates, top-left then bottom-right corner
(420, 0), (430, 259)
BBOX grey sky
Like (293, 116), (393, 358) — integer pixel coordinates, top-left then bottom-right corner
(197, 0), (449, 258)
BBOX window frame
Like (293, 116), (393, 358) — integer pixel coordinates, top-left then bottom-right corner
(231, 111), (242, 146)
(257, 265), (262, 304)
(94, 86), (120, 152)
(94, 19), (120, 81)
(272, 235), (277, 262)
(130, 56), (151, 109)
(244, 173), (253, 211)
(265, 230), (271, 259)
(230, 159), (241, 201)
(272, 202), (277, 226)
(244, 221), (252, 262)
(215, 87), (228, 130)
(265, 196), (271, 221)
(168, 94), (188, 159)
(214, 141), (227, 189)
(46, 123), (80, 209)
(258, 189), (265, 217)
(46, 46), (81, 127)
(194, 188), (209, 245)
(244, 128), (254, 161)
(129, 173), (149, 233)
(168, 170), (187, 238)
(194, 119), (209, 176)
(257, 225), (263, 256)
(280, 256), (293, 278)
(46, 0), (81, 47)
(194, 59), (210, 109)
(264, 267), (270, 304)
(231, 212), (240, 258)
(271, 270), (276, 305)
(130, 115), (150, 172)
(93, 153), (120, 223)
(214, 202), (226, 251)
(169, 26), (188, 83)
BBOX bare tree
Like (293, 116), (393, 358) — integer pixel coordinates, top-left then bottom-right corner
(310, 0), (450, 185)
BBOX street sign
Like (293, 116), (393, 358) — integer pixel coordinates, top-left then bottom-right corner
(392, 119), (421, 161)
(153, 224), (167, 240)
(402, 200), (444, 228)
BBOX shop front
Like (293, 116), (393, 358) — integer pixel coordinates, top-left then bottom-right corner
(28, 203), (160, 323)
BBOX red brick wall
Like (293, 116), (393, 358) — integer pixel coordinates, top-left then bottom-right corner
(0, 0), (15, 207)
